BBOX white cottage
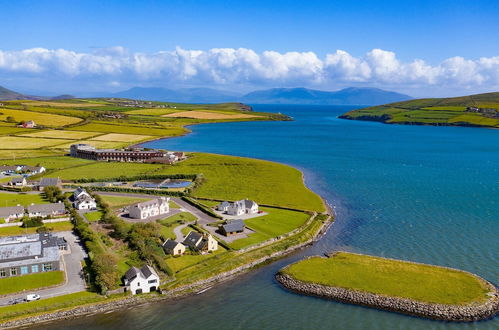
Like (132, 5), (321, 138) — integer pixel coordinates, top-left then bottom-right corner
(124, 265), (160, 295)
(226, 199), (259, 216)
(129, 197), (170, 220)
(72, 188), (97, 210)
(162, 239), (186, 256)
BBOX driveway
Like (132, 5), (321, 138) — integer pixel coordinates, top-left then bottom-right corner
(0, 231), (87, 306)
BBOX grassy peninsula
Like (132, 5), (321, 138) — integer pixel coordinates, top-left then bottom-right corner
(339, 91), (499, 128)
(277, 252), (498, 321)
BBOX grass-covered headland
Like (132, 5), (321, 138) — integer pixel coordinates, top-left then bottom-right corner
(339, 91), (499, 128)
(277, 252), (499, 321)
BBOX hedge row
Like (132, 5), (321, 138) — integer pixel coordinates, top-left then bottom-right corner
(181, 196), (223, 219)
(74, 174), (197, 183)
(84, 186), (186, 197)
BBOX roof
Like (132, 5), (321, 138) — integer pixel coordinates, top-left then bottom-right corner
(222, 219), (245, 233)
(244, 199), (258, 208)
(162, 239), (181, 250)
(0, 233), (61, 268)
(10, 177), (25, 183)
(140, 265), (158, 279)
(27, 203), (65, 214)
(39, 177), (61, 187)
(0, 206), (25, 218)
(0, 165), (19, 172)
(124, 266), (140, 281)
(124, 265), (158, 282)
(22, 166), (44, 172)
(183, 231), (203, 249)
(219, 201), (230, 207)
(131, 197), (168, 210)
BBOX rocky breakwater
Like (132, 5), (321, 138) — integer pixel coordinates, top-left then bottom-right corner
(275, 259), (499, 322)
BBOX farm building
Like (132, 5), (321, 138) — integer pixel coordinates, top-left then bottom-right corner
(219, 219), (245, 236)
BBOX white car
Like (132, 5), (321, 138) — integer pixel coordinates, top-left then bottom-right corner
(25, 294), (40, 302)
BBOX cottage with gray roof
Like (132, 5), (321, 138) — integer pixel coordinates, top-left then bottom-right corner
(9, 177), (27, 186)
(219, 219), (245, 236)
(38, 177), (62, 190)
(72, 188), (97, 210)
(0, 233), (64, 278)
(0, 206), (25, 223)
(183, 231), (218, 253)
(162, 239), (185, 256)
(124, 265), (159, 295)
(27, 202), (66, 218)
(218, 199), (259, 216)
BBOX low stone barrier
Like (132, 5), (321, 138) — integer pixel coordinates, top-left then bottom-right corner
(275, 273), (499, 322)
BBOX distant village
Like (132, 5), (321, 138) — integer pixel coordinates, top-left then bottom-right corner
(465, 106), (499, 118)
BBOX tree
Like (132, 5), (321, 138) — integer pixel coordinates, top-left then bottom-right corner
(6, 116), (16, 123)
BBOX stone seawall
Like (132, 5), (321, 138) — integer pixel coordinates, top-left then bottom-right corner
(275, 273), (499, 322)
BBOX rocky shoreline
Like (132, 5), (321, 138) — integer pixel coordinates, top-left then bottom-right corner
(275, 265), (499, 322)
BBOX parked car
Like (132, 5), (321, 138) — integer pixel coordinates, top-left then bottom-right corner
(8, 297), (24, 305)
(25, 294), (40, 301)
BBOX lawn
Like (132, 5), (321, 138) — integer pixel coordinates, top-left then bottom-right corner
(165, 246), (227, 272)
(0, 126), (33, 135)
(0, 149), (63, 160)
(97, 194), (153, 208)
(0, 291), (107, 322)
(125, 108), (181, 116)
(45, 162), (164, 180)
(90, 133), (154, 142)
(0, 108), (82, 127)
(0, 271), (64, 295)
(0, 192), (48, 207)
(85, 210), (103, 222)
(157, 153), (325, 212)
(18, 130), (101, 140)
(0, 136), (76, 149)
(282, 252), (492, 305)
(0, 221), (73, 236)
(22, 101), (105, 108)
(0, 156), (93, 169)
(68, 122), (181, 136)
(158, 212), (197, 239)
(228, 208), (310, 249)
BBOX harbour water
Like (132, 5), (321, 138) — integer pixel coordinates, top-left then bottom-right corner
(45, 105), (498, 329)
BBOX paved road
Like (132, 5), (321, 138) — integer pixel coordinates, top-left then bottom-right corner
(0, 231), (87, 306)
(173, 223), (191, 241)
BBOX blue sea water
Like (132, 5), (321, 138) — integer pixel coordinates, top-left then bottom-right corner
(46, 105), (498, 329)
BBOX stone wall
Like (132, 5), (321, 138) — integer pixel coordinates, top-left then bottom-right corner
(275, 273), (499, 322)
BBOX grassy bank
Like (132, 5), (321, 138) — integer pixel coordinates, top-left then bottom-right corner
(0, 271), (64, 295)
(281, 252), (491, 305)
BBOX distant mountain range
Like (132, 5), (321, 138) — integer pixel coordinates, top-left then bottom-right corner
(0, 85), (74, 101)
(0, 84), (411, 105)
(105, 86), (411, 105)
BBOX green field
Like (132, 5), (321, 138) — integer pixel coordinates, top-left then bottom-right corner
(97, 194), (153, 208)
(85, 210), (103, 222)
(281, 252), (492, 305)
(157, 153), (325, 212)
(19, 130), (101, 140)
(67, 122), (185, 136)
(0, 221), (73, 236)
(0, 271), (64, 295)
(0, 192), (48, 207)
(165, 246), (227, 272)
(0, 156), (93, 170)
(46, 162), (164, 180)
(158, 212), (197, 239)
(229, 208), (311, 249)
(0, 108), (82, 127)
(340, 92), (499, 128)
(0, 136), (76, 149)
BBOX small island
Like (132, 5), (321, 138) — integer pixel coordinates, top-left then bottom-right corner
(276, 252), (499, 322)
(339, 91), (499, 128)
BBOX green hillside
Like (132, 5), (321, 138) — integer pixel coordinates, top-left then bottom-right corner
(339, 92), (499, 128)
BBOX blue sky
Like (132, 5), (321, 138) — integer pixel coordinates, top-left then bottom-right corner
(1, 0), (498, 97)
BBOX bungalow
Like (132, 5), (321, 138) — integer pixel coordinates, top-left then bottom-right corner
(183, 231), (218, 253)
(129, 197), (170, 220)
(219, 219), (245, 236)
(124, 265), (160, 295)
(21, 166), (46, 174)
(38, 177), (62, 191)
(0, 206), (25, 223)
(27, 202), (66, 218)
(218, 199), (259, 216)
(9, 177), (27, 187)
(162, 239), (186, 256)
(74, 195), (97, 210)
(0, 165), (22, 174)
(18, 120), (36, 128)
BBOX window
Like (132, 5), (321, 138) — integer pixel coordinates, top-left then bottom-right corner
(10, 268), (17, 276)
(148, 279), (157, 284)
(0, 269), (6, 277)
(137, 282), (140, 287)
(20, 266), (28, 275)
(42, 263), (52, 271)
(32, 265), (39, 273)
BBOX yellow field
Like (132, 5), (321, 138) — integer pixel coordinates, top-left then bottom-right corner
(0, 136), (76, 149)
(89, 133), (153, 142)
(21, 101), (104, 107)
(18, 130), (101, 139)
(163, 111), (259, 120)
(51, 140), (126, 150)
(125, 108), (180, 116)
(0, 108), (82, 127)
(0, 126), (33, 135)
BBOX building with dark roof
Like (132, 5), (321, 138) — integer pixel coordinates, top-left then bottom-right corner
(27, 202), (66, 218)
(182, 231), (218, 253)
(219, 219), (245, 236)
(124, 265), (160, 295)
(0, 233), (66, 278)
(70, 144), (167, 162)
(38, 177), (62, 190)
(0, 206), (25, 223)
(162, 239), (186, 256)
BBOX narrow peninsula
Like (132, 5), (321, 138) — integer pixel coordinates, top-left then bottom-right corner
(276, 252), (499, 322)
(339, 91), (499, 128)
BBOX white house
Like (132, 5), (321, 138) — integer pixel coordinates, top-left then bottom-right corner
(9, 177), (27, 186)
(27, 202), (66, 218)
(74, 195), (97, 210)
(73, 187), (91, 200)
(162, 239), (186, 256)
(129, 197), (169, 220)
(223, 199), (259, 216)
(0, 206), (25, 223)
(124, 265), (160, 295)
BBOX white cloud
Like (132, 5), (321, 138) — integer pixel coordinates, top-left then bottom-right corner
(0, 46), (498, 95)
